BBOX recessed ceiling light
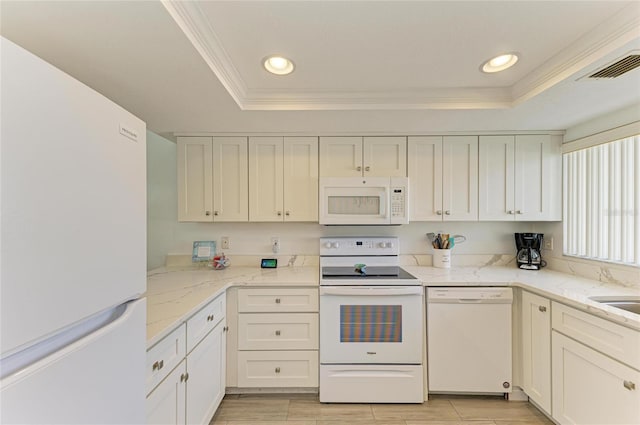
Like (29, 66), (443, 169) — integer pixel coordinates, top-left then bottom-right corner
(263, 55), (295, 75)
(481, 53), (519, 73)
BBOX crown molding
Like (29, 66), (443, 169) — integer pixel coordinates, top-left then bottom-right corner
(163, 1), (639, 111)
(161, 0), (248, 104)
(511, 2), (640, 106)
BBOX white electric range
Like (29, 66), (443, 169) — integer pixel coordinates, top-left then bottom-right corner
(319, 237), (424, 403)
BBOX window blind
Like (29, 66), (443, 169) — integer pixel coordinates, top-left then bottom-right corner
(563, 135), (639, 267)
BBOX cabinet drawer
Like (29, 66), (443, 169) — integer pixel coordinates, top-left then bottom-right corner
(187, 293), (226, 353)
(238, 288), (318, 313)
(552, 302), (640, 370)
(146, 324), (186, 395)
(237, 350), (319, 387)
(238, 313), (319, 350)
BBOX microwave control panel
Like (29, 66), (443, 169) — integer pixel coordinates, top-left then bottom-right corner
(390, 177), (409, 224)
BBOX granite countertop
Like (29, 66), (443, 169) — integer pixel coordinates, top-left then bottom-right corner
(145, 265), (319, 347)
(404, 265), (640, 331)
(145, 264), (640, 348)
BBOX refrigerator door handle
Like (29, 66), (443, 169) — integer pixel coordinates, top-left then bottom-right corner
(1, 300), (139, 381)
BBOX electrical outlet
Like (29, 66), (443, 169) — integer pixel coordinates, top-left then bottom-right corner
(271, 237), (280, 254)
(544, 237), (554, 250)
(221, 236), (230, 250)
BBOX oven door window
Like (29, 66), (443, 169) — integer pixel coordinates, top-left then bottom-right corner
(340, 305), (402, 343)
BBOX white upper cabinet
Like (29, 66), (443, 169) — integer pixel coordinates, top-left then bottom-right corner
(212, 137), (249, 221)
(284, 137), (319, 222)
(249, 137), (318, 222)
(320, 136), (406, 177)
(479, 134), (561, 221)
(409, 136), (478, 221)
(177, 136), (248, 222)
(177, 137), (213, 222)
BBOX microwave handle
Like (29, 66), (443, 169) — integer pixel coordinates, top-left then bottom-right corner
(320, 286), (423, 296)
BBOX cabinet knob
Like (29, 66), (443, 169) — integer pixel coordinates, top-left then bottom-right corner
(356, 166), (362, 172)
(214, 211), (219, 216)
(538, 305), (547, 312)
(516, 210), (523, 214)
(445, 210), (451, 215)
(507, 210), (514, 215)
(180, 373), (186, 383)
(277, 211), (282, 216)
(205, 211), (211, 216)
(624, 380), (636, 391)
(275, 330), (281, 336)
(365, 166), (370, 172)
(207, 314), (214, 321)
(275, 298), (281, 304)
(436, 210), (443, 216)
(285, 211), (290, 216)
(185, 372), (190, 382)
(152, 360), (164, 371)
(275, 367), (281, 374)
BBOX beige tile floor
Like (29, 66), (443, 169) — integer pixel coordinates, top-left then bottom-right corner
(210, 394), (554, 425)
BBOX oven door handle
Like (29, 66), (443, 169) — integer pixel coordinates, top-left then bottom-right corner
(320, 286), (423, 296)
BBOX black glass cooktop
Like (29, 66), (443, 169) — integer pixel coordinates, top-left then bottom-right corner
(321, 266), (417, 280)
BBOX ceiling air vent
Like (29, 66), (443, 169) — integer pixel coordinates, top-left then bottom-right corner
(587, 53), (640, 79)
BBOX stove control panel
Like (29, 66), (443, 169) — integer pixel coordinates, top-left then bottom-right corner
(320, 237), (399, 256)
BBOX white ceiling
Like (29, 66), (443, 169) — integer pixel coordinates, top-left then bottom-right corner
(1, 1), (639, 138)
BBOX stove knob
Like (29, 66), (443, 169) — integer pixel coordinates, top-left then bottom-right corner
(385, 242), (394, 248)
(332, 242), (340, 249)
(324, 242), (333, 249)
(378, 242), (386, 248)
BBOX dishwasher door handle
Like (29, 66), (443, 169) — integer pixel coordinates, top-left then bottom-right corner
(458, 298), (482, 303)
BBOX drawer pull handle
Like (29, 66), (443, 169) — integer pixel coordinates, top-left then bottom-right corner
(356, 166), (362, 172)
(436, 210), (442, 215)
(207, 314), (215, 321)
(624, 380), (636, 391)
(538, 305), (547, 312)
(275, 367), (281, 374)
(275, 330), (281, 336)
(223, 326), (229, 332)
(152, 360), (164, 371)
(275, 298), (281, 304)
(445, 210), (451, 215)
(364, 166), (370, 172)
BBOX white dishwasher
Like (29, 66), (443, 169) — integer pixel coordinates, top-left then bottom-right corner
(427, 287), (512, 394)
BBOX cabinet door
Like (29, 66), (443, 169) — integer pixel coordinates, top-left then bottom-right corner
(442, 136), (478, 221)
(146, 360), (186, 425)
(363, 136), (407, 177)
(552, 331), (640, 425)
(514, 135), (561, 221)
(319, 137), (363, 177)
(212, 137), (248, 221)
(186, 322), (226, 425)
(479, 136), (515, 221)
(521, 291), (551, 414)
(249, 137), (284, 221)
(407, 136), (443, 221)
(283, 137), (318, 221)
(177, 137), (213, 222)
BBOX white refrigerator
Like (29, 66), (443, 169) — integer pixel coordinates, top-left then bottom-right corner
(0, 37), (147, 424)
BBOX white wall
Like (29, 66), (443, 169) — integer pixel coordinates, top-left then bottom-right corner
(147, 131), (178, 270)
(146, 131), (538, 269)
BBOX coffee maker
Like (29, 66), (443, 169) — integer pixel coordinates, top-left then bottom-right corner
(515, 233), (545, 270)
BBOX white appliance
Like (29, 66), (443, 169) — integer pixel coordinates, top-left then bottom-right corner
(0, 38), (147, 424)
(427, 287), (513, 394)
(319, 237), (424, 403)
(319, 177), (409, 225)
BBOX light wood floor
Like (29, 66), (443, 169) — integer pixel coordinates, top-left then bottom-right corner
(210, 393), (554, 425)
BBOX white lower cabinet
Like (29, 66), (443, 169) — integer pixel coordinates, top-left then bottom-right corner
(146, 360), (187, 425)
(520, 291), (551, 414)
(552, 331), (640, 425)
(186, 322), (226, 425)
(146, 294), (226, 425)
(551, 302), (640, 425)
(228, 287), (319, 390)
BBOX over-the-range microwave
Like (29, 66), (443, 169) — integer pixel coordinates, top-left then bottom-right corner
(319, 177), (409, 225)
